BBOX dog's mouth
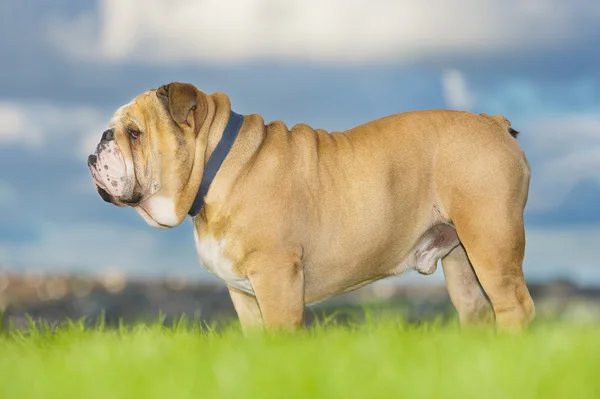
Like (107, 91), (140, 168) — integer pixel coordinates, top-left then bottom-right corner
(95, 185), (114, 204)
(91, 178), (144, 207)
(98, 187), (144, 207)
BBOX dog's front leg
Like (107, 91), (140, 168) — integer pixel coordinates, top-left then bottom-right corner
(228, 287), (263, 333)
(244, 251), (305, 332)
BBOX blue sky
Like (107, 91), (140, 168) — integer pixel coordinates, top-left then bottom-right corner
(1, 0), (600, 286)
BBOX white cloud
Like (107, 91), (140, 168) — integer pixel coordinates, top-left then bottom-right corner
(526, 114), (600, 154)
(523, 114), (600, 211)
(0, 103), (43, 148)
(47, 0), (600, 65)
(0, 100), (109, 159)
(441, 69), (474, 110)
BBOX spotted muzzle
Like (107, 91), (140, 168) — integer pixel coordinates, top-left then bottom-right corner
(87, 128), (135, 205)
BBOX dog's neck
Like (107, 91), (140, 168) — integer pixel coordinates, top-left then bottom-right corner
(188, 109), (244, 217)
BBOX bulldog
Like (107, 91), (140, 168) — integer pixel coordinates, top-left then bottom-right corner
(87, 82), (535, 332)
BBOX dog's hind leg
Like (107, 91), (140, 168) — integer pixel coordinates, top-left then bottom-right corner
(435, 119), (535, 332)
(442, 244), (495, 326)
(452, 209), (534, 332)
(442, 157), (535, 333)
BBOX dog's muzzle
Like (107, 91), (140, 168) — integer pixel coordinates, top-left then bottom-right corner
(87, 128), (133, 204)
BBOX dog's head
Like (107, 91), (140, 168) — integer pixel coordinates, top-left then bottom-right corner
(87, 82), (213, 229)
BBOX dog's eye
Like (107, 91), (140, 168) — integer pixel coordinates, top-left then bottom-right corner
(127, 128), (140, 140)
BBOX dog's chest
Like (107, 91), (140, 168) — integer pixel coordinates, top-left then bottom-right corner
(193, 231), (254, 295)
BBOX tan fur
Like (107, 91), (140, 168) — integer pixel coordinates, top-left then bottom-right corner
(98, 82), (535, 333)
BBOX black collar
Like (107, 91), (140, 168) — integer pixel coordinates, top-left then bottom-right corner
(188, 110), (244, 217)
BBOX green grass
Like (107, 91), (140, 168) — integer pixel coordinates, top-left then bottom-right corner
(0, 316), (598, 399)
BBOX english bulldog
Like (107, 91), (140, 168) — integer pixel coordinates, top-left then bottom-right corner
(87, 82), (535, 332)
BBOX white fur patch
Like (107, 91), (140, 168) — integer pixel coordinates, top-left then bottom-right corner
(132, 206), (167, 230)
(109, 91), (153, 127)
(109, 100), (134, 127)
(124, 158), (136, 195)
(139, 195), (180, 227)
(193, 230), (254, 295)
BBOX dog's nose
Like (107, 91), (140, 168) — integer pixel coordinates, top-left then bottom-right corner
(101, 128), (114, 141)
(88, 154), (97, 166)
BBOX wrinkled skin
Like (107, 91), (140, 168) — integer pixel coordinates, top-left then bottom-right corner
(88, 84), (212, 229)
(88, 82), (535, 334)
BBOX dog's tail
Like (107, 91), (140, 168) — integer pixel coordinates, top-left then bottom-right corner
(480, 113), (519, 138)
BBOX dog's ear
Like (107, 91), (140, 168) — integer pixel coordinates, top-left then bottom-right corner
(156, 82), (207, 133)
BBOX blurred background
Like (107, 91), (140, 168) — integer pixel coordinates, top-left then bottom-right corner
(1, 0), (600, 329)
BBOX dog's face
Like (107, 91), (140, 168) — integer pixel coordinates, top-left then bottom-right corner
(87, 83), (209, 229)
